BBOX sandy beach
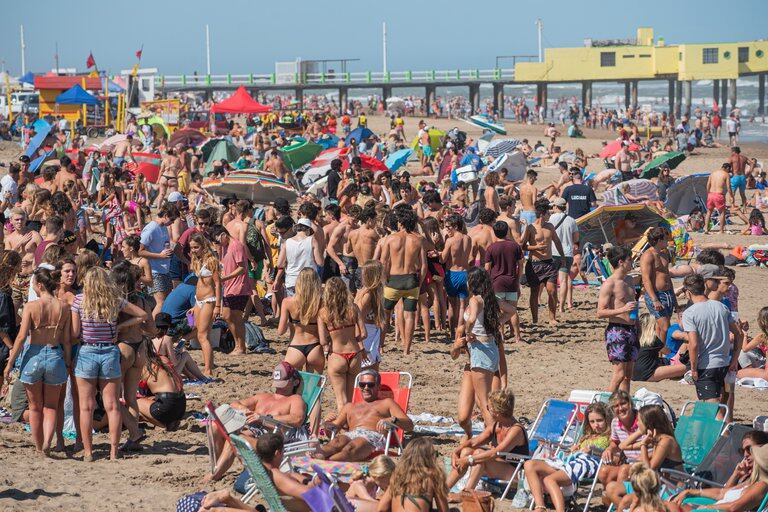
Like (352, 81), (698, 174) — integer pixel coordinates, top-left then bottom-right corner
(1, 115), (767, 512)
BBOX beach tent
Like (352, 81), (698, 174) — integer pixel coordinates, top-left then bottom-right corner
(345, 127), (374, 145)
(316, 134), (339, 150)
(664, 173), (709, 216)
(200, 137), (226, 161)
(211, 86), (271, 114)
(576, 204), (669, 247)
(601, 179), (659, 206)
(138, 115), (170, 138)
(280, 139), (323, 171)
(639, 151), (686, 179)
(409, 128), (445, 154)
(55, 84), (100, 106)
(204, 139), (240, 175)
(487, 151), (527, 181)
(19, 71), (35, 85)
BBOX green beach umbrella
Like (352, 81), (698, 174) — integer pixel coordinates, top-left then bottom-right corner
(203, 139), (240, 175)
(639, 151), (686, 179)
(279, 139), (323, 171)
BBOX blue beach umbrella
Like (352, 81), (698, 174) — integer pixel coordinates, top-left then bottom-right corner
(317, 134), (339, 150)
(385, 148), (413, 172)
(345, 127), (374, 146)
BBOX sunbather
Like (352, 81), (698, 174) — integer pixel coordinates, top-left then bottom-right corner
(524, 402), (612, 512)
(315, 369), (412, 462)
(445, 388), (528, 492)
(632, 313), (689, 383)
(203, 362), (308, 482)
(597, 391), (640, 503)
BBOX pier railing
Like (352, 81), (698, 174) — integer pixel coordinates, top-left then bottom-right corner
(155, 68), (516, 88)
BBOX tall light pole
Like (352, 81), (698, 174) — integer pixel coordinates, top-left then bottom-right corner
(382, 22), (388, 74)
(20, 25), (26, 75)
(205, 24), (211, 75)
(535, 18), (543, 63)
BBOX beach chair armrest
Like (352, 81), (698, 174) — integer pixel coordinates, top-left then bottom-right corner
(258, 415), (292, 432)
(659, 468), (724, 490)
(497, 452), (532, 464)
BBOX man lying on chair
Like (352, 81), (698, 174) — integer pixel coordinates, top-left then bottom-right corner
(316, 369), (413, 462)
(203, 362), (308, 482)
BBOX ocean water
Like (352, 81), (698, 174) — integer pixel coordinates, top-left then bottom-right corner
(339, 77), (767, 142)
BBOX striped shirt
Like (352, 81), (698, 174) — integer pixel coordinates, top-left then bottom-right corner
(72, 294), (126, 344)
(610, 416), (641, 462)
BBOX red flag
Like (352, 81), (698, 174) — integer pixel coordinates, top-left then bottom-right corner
(86, 52), (96, 69)
(135, 48), (143, 60)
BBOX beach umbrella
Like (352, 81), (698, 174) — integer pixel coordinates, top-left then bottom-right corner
(476, 132), (494, 154)
(203, 140), (240, 175)
(203, 173), (298, 204)
(639, 151), (686, 179)
(487, 151), (527, 181)
(483, 138), (521, 158)
(576, 204), (669, 247)
(29, 150), (56, 174)
(599, 140), (641, 159)
(664, 173), (709, 216)
(385, 148), (413, 172)
(200, 137), (225, 161)
(345, 127), (374, 145)
(316, 134), (339, 150)
(280, 139), (323, 171)
(601, 179), (659, 206)
(169, 128), (206, 148)
(358, 154), (388, 172)
(311, 147), (350, 167)
(124, 152), (162, 183)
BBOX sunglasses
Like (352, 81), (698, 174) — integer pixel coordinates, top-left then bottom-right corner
(358, 382), (376, 389)
(740, 445), (753, 456)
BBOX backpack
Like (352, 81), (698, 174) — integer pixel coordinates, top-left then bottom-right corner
(245, 321), (266, 350)
(245, 217), (267, 263)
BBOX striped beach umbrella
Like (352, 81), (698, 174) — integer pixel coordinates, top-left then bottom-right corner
(203, 172), (298, 204)
(601, 179), (659, 206)
(483, 138), (521, 158)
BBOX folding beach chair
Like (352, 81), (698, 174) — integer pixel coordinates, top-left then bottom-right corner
(300, 464), (357, 512)
(262, 370), (327, 443)
(495, 399), (580, 501)
(674, 401), (728, 474)
(229, 433), (287, 509)
(205, 401), (230, 473)
(350, 371), (412, 456)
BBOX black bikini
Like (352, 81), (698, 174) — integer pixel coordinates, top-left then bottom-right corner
(287, 311), (320, 358)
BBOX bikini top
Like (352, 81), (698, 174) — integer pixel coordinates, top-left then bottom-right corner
(328, 323), (355, 333)
(35, 298), (67, 341)
(288, 309), (317, 326)
(198, 264), (213, 278)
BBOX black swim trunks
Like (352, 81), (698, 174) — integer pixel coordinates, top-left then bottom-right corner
(524, 259), (559, 287)
(383, 273), (420, 312)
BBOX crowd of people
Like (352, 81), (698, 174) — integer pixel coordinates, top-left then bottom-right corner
(1, 97), (767, 512)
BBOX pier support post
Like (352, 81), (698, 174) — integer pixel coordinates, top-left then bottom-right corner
(721, 79), (728, 116)
(204, 89), (212, 102)
(683, 80), (692, 117)
(382, 86), (392, 103)
(493, 83), (504, 118)
(728, 78), (737, 113)
(425, 85), (436, 116)
(630, 80), (639, 110)
(713, 80), (720, 108)
(624, 82), (630, 109)
(674, 80), (682, 118)
(581, 81), (592, 111)
(469, 84), (480, 115)
(295, 88), (304, 110)
(668, 79), (675, 116)
(535, 83), (548, 119)
(759, 74), (766, 115)
(338, 87), (348, 112)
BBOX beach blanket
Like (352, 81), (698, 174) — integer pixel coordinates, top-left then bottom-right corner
(289, 456), (363, 482)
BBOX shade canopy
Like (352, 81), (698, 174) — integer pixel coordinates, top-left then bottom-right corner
(664, 173), (709, 216)
(576, 204), (669, 247)
(55, 84), (100, 106)
(211, 86), (272, 114)
(19, 71), (35, 85)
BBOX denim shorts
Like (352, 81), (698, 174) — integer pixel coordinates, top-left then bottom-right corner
(20, 344), (67, 386)
(469, 339), (500, 373)
(74, 343), (122, 380)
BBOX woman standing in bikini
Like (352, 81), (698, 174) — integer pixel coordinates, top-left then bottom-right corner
(189, 233), (221, 377)
(3, 268), (71, 456)
(355, 260), (386, 371)
(278, 268), (325, 373)
(319, 276), (366, 412)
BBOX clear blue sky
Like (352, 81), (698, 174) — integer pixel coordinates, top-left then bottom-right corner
(2, 0), (766, 76)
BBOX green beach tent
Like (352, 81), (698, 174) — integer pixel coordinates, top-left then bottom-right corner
(204, 139), (240, 175)
(279, 139), (323, 171)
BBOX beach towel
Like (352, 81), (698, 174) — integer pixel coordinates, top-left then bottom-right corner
(737, 378), (768, 389)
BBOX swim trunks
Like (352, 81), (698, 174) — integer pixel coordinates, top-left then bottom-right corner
(444, 270), (469, 299)
(706, 192), (726, 210)
(730, 174), (746, 193)
(383, 273), (419, 312)
(524, 259), (559, 287)
(605, 322), (640, 364)
(643, 288), (677, 319)
(342, 427), (386, 451)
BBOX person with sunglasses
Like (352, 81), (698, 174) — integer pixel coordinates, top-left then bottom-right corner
(315, 369), (412, 462)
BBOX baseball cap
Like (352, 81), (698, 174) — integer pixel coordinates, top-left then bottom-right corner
(699, 264), (727, 280)
(167, 191), (185, 203)
(214, 404), (247, 434)
(61, 230), (77, 245)
(552, 197), (567, 207)
(273, 362), (299, 389)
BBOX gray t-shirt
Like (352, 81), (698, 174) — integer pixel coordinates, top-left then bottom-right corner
(550, 212), (579, 258)
(682, 300), (732, 370)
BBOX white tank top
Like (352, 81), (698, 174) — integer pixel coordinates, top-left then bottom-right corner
(464, 303), (489, 338)
(285, 236), (314, 288)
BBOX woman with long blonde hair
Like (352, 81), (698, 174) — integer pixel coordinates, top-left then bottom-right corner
(379, 438), (448, 512)
(355, 260), (386, 370)
(319, 277), (366, 411)
(189, 232), (221, 377)
(71, 267), (148, 461)
(278, 268), (324, 373)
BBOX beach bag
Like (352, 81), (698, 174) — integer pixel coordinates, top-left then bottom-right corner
(455, 164), (478, 184)
(245, 321), (267, 350)
(176, 492), (206, 512)
(246, 217), (267, 263)
(460, 490), (494, 512)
